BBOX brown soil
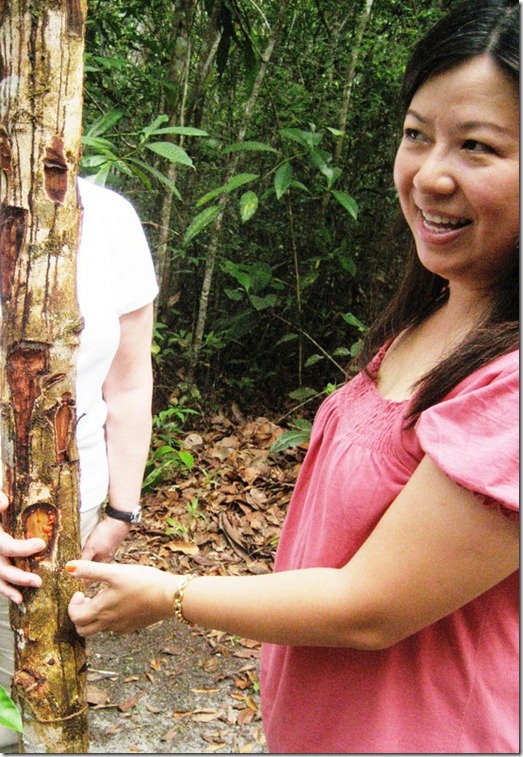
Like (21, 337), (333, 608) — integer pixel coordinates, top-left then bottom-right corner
(87, 620), (266, 754)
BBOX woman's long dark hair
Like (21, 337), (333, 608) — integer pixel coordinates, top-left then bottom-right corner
(358, 0), (519, 423)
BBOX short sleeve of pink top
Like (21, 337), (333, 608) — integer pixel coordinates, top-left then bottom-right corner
(260, 347), (518, 754)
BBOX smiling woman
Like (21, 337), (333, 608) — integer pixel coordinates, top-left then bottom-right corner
(66, 1), (519, 753)
(394, 56), (519, 289)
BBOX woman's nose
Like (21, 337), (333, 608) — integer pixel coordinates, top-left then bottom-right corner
(413, 151), (457, 195)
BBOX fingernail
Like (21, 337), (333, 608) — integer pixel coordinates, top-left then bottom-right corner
(65, 563), (76, 573)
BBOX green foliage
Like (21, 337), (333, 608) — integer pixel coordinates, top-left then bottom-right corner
(270, 418), (312, 453)
(0, 685), (22, 734)
(83, 0), (448, 416)
(142, 404), (198, 492)
(81, 112), (203, 193)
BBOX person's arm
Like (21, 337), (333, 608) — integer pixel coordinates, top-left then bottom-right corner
(68, 455), (518, 648)
(81, 303), (154, 563)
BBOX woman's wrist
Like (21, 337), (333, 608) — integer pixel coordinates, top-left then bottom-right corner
(172, 575), (197, 626)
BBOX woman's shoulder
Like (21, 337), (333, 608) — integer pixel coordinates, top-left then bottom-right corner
(452, 348), (518, 396)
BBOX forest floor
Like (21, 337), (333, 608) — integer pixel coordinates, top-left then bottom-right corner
(85, 409), (306, 754)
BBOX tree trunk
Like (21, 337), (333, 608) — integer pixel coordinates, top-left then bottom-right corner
(156, 0), (223, 318)
(189, 0), (291, 380)
(334, 0), (374, 165)
(0, 1), (88, 752)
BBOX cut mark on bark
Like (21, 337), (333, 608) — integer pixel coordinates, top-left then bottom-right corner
(44, 137), (68, 204)
(0, 124), (11, 173)
(14, 667), (47, 696)
(67, 0), (86, 37)
(6, 342), (49, 473)
(22, 503), (58, 559)
(0, 205), (27, 301)
(53, 391), (77, 463)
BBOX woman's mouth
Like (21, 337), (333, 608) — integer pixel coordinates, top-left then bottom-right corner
(421, 210), (471, 233)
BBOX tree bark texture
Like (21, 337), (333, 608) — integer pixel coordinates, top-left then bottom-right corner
(0, 1), (88, 752)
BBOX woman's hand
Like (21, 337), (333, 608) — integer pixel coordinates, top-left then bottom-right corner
(67, 560), (179, 636)
(0, 492), (45, 603)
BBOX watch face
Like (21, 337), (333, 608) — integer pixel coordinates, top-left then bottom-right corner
(131, 509), (142, 524)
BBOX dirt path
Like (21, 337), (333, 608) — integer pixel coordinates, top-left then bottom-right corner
(87, 620), (266, 754)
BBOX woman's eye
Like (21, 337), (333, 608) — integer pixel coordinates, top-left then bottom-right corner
(404, 128), (424, 142)
(462, 139), (494, 154)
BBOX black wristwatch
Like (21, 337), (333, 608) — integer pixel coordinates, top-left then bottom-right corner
(104, 503), (142, 524)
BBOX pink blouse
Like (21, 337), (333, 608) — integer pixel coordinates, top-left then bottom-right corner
(260, 347), (518, 753)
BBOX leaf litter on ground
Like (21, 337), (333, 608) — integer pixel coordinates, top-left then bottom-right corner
(86, 411), (306, 753)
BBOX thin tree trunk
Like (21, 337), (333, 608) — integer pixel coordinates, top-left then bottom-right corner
(0, 1), (88, 752)
(156, 0), (222, 318)
(334, 0), (374, 165)
(189, 0), (291, 380)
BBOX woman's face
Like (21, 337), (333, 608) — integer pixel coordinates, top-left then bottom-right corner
(393, 55), (519, 292)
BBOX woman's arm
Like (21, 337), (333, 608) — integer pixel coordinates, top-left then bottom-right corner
(69, 455), (518, 648)
(81, 303), (154, 563)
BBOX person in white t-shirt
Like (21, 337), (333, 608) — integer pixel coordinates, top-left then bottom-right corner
(0, 178), (158, 745)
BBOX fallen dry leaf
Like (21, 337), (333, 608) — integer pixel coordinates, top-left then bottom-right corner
(161, 727), (179, 742)
(118, 695), (138, 712)
(86, 685), (111, 706)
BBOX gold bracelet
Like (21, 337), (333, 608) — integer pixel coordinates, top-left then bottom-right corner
(173, 575), (196, 626)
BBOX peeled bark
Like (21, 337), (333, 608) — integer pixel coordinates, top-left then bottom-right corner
(0, 1), (88, 752)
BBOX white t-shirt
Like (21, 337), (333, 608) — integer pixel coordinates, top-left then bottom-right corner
(75, 178), (158, 511)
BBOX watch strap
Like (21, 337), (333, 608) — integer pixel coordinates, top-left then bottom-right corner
(104, 503), (142, 524)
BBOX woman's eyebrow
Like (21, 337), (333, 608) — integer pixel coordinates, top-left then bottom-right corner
(406, 109), (515, 136)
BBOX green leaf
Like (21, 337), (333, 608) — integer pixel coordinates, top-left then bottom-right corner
(270, 428), (310, 453)
(331, 190), (359, 220)
(289, 180), (310, 193)
(288, 386), (317, 401)
(196, 173), (259, 207)
(225, 173), (259, 192)
(183, 205), (221, 244)
(178, 450), (194, 469)
(280, 128), (322, 150)
(222, 140), (278, 154)
(232, 271), (253, 292)
(293, 418), (312, 433)
(127, 158), (182, 200)
(323, 166), (342, 189)
(141, 114), (169, 138)
(240, 191), (259, 223)
(81, 135), (116, 150)
(89, 164), (112, 186)
(275, 332), (298, 345)
(304, 353), (324, 367)
(341, 312), (367, 332)
(337, 254), (357, 276)
(81, 154), (115, 168)
(149, 126), (210, 137)
(224, 288), (244, 301)
(279, 127), (309, 147)
(327, 127), (345, 137)
(0, 685), (23, 733)
(145, 142), (194, 168)
(274, 162), (293, 199)
(249, 293), (278, 311)
(85, 110), (124, 138)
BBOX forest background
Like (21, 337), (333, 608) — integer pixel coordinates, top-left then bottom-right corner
(82, 0), (455, 483)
